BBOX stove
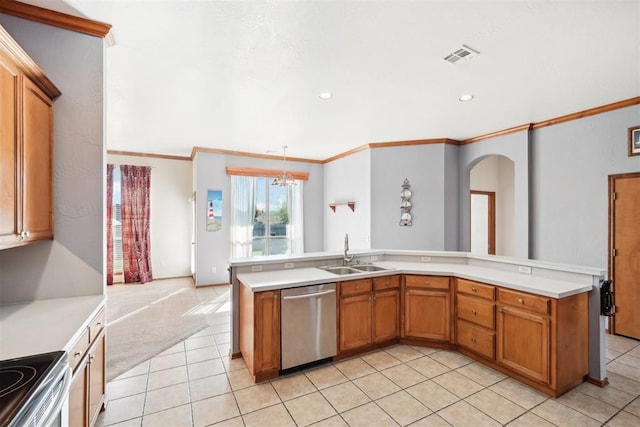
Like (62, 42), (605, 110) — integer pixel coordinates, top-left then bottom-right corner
(0, 351), (70, 427)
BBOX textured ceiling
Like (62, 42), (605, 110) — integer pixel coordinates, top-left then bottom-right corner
(18, 1), (640, 160)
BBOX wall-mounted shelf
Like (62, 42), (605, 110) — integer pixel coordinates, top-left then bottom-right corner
(329, 201), (355, 212)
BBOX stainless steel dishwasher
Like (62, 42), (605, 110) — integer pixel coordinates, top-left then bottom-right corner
(281, 283), (337, 370)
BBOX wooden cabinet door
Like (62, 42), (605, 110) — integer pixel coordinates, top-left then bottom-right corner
(404, 289), (451, 341)
(340, 294), (372, 351)
(255, 290), (280, 373)
(21, 77), (53, 242)
(0, 52), (21, 247)
(68, 358), (89, 427)
(497, 305), (550, 384)
(373, 290), (399, 343)
(88, 332), (106, 427)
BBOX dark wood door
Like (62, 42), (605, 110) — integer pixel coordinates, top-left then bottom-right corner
(610, 173), (640, 339)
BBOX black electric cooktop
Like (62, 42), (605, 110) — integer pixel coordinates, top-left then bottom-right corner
(0, 351), (66, 426)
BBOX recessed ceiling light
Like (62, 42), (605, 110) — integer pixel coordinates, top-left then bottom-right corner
(458, 94), (474, 102)
(319, 92), (333, 100)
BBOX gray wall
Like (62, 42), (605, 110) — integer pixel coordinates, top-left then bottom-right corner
(370, 144), (455, 250)
(324, 150), (371, 251)
(460, 131), (530, 259)
(0, 16), (105, 303)
(193, 151), (324, 285)
(531, 105), (640, 268)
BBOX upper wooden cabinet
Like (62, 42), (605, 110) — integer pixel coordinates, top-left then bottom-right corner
(0, 27), (59, 250)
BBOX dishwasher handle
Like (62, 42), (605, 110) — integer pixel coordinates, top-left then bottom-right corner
(281, 289), (336, 300)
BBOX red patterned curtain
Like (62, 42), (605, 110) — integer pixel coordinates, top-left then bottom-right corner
(120, 165), (153, 284)
(106, 164), (114, 285)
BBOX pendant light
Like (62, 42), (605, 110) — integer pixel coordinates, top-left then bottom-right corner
(272, 145), (297, 186)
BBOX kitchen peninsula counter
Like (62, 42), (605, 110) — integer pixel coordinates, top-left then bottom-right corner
(237, 261), (593, 298)
(230, 250), (608, 387)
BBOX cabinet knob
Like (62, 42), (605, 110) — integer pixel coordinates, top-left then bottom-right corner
(498, 308), (503, 313)
(471, 337), (477, 343)
(20, 231), (30, 238)
(356, 285), (359, 290)
(89, 355), (95, 362)
(471, 287), (477, 292)
(424, 281), (429, 286)
(274, 294), (278, 299)
(518, 298), (524, 304)
(74, 351), (82, 357)
(385, 280), (390, 286)
(471, 309), (477, 315)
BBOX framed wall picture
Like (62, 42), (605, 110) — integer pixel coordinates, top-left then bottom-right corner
(206, 189), (222, 232)
(629, 126), (640, 157)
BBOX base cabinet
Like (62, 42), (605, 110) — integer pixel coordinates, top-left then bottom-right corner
(402, 275), (452, 342)
(455, 279), (589, 397)
(497, 304), (550, 384)
(68, 309), (106, 427)
(339, 276), (400, 353)
(239, 283), (280, 382)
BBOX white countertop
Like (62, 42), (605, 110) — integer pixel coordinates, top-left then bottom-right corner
(237, 261), (593, 298)
(0, 295), (106, 360)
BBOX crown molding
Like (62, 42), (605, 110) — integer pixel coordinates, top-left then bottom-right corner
(0, 25), (60, 98)
(532, 96), (640, 130)
(0, 0), (112, 38)
(107, 150), (190, 161)
(191, 146), (323, 164)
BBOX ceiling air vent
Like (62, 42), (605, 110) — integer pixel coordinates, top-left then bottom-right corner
(444, 45), (479, 64)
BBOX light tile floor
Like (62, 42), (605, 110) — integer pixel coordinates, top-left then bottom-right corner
(97, 322), (640, 426)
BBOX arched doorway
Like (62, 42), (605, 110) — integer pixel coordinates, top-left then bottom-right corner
(469, 155), (515, 257)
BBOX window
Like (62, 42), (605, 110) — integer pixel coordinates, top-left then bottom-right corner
(111, 167), (124, 283)
(230, 175), (303, 258)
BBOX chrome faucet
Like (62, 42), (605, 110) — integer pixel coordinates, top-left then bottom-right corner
(343, 233), (354, 265)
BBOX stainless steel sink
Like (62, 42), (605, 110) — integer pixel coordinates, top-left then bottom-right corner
(319, 266), (359, 275)
(351, 264), (389, 272)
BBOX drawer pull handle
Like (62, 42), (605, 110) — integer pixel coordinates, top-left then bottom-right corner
(74, 352), (82, 357)
(471, 287), (477, 292)
(518, 298), (524, 304)
(471, 337), (477, 343)
(471, 309), (477, 315)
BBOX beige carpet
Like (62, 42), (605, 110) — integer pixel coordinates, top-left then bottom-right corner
(105, 277), (231, 381)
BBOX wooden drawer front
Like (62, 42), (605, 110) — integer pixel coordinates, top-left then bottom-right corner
(374, 275), (400, 291)
(70, 328), (89, 373)
(89, 308), (106, 342)
(457, 320), (495, 359)
(404, 275), (449, 290)
(341, 279), (372, 296)
(457, 279), (495, 301)
(457, 294), (495, 330)
(498, 289), (550, 315)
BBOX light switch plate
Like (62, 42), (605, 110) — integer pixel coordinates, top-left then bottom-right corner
(370, 255), (378, 261)
(284, 262), (294, 269)
(251, 265), (263, 272)
(421, 256), (431, 262)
